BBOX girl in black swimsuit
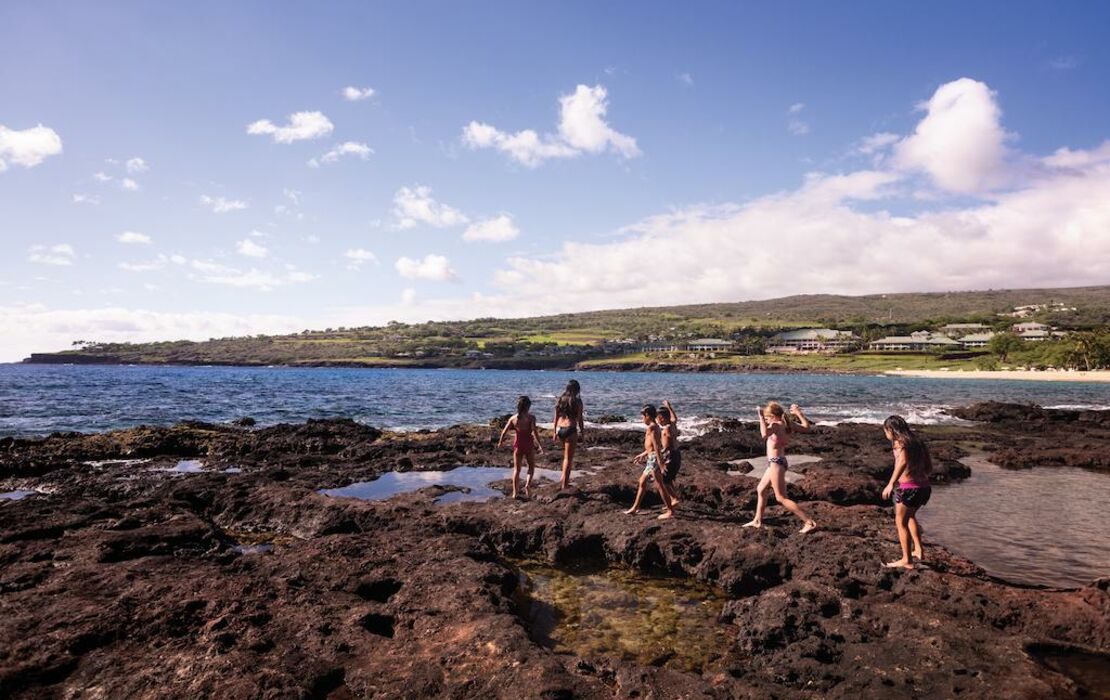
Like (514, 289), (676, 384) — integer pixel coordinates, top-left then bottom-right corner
(552, 379), (584, 490)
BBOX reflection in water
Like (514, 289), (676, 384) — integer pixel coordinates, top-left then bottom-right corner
(923, 451), (1110, 588)
(320, 465), (565, 503)
(0, 490), (35, 501)
(513, 560), (731, 672)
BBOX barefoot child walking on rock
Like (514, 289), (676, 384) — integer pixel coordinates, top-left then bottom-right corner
(552, 379), (585, 490)
(625, 405), (676, 519)
(881, 415), (932, 569)
(498, 395), (543, 499)
(656, 399), (681, 513)
(744, 402), (818, 533)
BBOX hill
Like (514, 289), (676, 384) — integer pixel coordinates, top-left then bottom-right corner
(23, 285), (1110, 369)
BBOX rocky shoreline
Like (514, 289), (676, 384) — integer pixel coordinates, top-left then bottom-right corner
(1, 404), (1108, 698)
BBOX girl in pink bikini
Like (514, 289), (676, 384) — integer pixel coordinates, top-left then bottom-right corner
(497, 395), (543, 499)
(743, 402), (818, 533)
(880, 415), (932, 569)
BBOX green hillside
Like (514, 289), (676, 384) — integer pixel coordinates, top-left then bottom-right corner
(24, 285), (1110, 369)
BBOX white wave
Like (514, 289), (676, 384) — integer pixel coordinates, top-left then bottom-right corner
(1045, 404), (1110, 411)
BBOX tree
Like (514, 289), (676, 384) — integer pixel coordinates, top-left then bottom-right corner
(988, 332), (1023, 363)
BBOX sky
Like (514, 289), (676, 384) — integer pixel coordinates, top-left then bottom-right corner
(2, 1), (1110, 361)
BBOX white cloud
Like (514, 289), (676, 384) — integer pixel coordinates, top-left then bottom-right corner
(343, 248), (378, 270)
(116, 231), (151, 244)
(787, 103), (809, 135)
(677, 72), (694, 87)
(894, 77), (1011, 193)
(28, 244), (76, 266)
(189, 259), (315, 291)
(200, 194), (248, 213)
(120, 177), (139, 191)
(401, 287), (416, 305)
(72, 194), (100, 205)
(854, 132), (900, 156)
(463, 214), (520, 242)
(307, 141), (373, 167)
(392, 185), (469, 229)
(125, 157), (148, 173)
(119, 257), (167, 272)
(395, 254), (457, 281)
(342, 86), (375, 101)
(1048, 55), (1080, 71)
(169, 254), (187, 265)
(93, 171), (113, 182)
(462, 84), (639, 167)
(247, 111), (334, 143)
(235, 239), (268, 258)
(0, 304), (304, 363)
(0, 124), (63, 170)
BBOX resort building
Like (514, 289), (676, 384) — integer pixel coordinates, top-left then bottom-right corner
(642, 339), (734, 353)
(957, 332), (996, 349)
(938, 323), (990, 338)
(766, 328), (859, 354)
(1012, 321), (1050, 333)
(868, 331), (961, 352)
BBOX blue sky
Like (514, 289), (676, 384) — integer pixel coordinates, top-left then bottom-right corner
(2, 1), (1109, 360)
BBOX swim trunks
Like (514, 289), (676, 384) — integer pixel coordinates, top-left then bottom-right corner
(642, 453), (658, 476)
(556, 425), (577, 442)
(893, 485), (931, 509)
(662, 448), (681, 483)
(768, 456), (789, 470)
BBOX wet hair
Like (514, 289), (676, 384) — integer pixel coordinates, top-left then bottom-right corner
(883, 415), (933, 476)
(556, 380), (582, 419)
(764, 401), (792, 433)
(516, 395), (531, 416)
(656, 405), (672, 423)
(641, 404), (657, 420)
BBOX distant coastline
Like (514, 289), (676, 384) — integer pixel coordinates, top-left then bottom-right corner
(885, 369), (1110, 383)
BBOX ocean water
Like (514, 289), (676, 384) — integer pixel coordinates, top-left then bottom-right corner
(1, 363), (1108, 437)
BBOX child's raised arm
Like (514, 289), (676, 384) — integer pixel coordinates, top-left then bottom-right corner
(790, 404), (813, 432)
(663, 399), (677, 424)
(756, 406), (768, 439)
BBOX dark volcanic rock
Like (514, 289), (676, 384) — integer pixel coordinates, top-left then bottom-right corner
(0, 406), (1107, 698)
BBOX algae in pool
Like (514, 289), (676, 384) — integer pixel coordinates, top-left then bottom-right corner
(513, 560), (732, 672)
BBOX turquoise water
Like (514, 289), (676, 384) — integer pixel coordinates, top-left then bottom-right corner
(2, 364), (1108, 437)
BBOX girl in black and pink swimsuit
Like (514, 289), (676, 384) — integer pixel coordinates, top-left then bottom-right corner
(881, 415), (933, 569)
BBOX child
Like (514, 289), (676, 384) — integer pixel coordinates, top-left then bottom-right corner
(624, 405), (676, 519)
(656, 399), (681, 511)
(497, 395), (543, 499)
(880, 415), (933, 569)
(552, 379), (585, 490)
(743, 402), (817, 534)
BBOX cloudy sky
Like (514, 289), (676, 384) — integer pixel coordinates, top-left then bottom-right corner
(2, 1), (1109, 361)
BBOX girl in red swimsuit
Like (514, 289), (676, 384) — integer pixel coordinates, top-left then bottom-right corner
(497, 395), (543, 499)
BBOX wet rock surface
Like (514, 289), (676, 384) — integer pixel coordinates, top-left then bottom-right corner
(1, 404), (1108, 698)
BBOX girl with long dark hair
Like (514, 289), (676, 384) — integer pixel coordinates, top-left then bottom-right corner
(552, 379), (585, 490)
(497, 395), (543, 499)
(881, 415), (933, 569)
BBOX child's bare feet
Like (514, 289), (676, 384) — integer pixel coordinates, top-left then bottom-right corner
(883, 559), (913, 570)
(624, 507), (639, 515)
(911, 548), (923, 560)
(657, 510), (674, 520)
(742, 520), (762, 529)
(799, 521), (817, 534)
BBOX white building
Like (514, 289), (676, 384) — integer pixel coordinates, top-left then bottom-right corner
(869, 332), (961, 352)
(766, 328), (859, 354)
(958, 332), (996, 349)
(1012, 321), (1050, 333)
(939, 323), (990, 338)
(685, 338), (735, 352)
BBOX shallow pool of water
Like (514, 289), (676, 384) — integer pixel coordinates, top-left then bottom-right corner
(923, 451), (1110, 588)
(0, 490), (35, 501)
(513, 560), (731, 672)
(1028, 644), (1110, 699)
(320, 465), (566, 503)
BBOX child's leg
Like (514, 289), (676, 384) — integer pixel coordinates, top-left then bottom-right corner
(743, 469), (773, 527)
(770, 467), (817, 533)
(523, 449), (536, 497)
(560, 438), (576, 489)
(884, 503), (914, 568)
(511, 450), (522, 499)
(625, 471), (650, 514)
(653, 476), (674, 518)
(907, 511), (924, 559)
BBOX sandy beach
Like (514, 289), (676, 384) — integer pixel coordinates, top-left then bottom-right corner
(885, 369), (1110, 383)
